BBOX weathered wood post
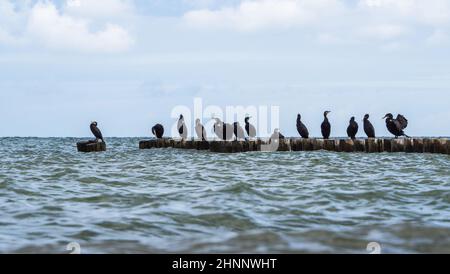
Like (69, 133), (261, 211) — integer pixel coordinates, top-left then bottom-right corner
(209, 141), (221, 153)
(291, 139), (301, 151)
(413, 138), (424, 153)
(139, 140), (149, 149)
(354, 139), (365, 152)
(246, 140), (257, 152)
(184, 140), (195, 149)
(77, 141), (106, 152)
(302, 139), (314, 151)
(323, 139), (336, 151)
(404, 138), (414, 153)
(313, 139), (324, 151)
(277, 139), (291, 151)
(338, 139), (354, 152)
(423, 139), (434, 153)
(434, 139), (448, 154)
(195, 140), (210, 150)
(383, 139), (392, 152)
(366, 138), (382, 153)
(231, 141), (244, 153)
(391, 138), (405, 152)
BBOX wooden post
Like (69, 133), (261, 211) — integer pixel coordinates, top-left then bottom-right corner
(195, 141), (210, 150)
(338, 139), (354, 152)
(231, 141), (244, 153)
(302, 139), (314, 151)
(209, 141), (221, 153)
(366, 138), (381, 153)
(184, 140), (195, 149)
(291, 139), (302, 151)
(404, 138), (414, 153)
(277, 139), (291, 151)
(413, 138), (424, 153)
(139, 140), (149, 149)
(383, 139), (392, 152)
(323, 139), (336, 151)
(313, 139), (324, 151)
(354, 139), (365, 152)
(245, 140), (257, 152)
(391, 138), (405, 152)
(77, 141), (106, 152)
(423, 139), (434, 153)
(434, 139), (447, 154)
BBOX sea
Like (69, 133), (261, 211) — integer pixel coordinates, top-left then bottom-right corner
(0, 137), (449, 253)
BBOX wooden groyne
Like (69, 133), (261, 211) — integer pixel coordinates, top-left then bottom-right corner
(77, 141), (106, 152)
(138, 138), (449, 154)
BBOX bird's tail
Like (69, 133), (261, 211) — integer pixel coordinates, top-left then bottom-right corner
(402, 132), (410, 138)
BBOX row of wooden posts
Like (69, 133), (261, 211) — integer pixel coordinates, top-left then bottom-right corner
(77, 138), (449, 154)
(139, 138), (449, 154)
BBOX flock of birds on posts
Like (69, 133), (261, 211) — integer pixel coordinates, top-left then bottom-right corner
(88, 112), (410, 144)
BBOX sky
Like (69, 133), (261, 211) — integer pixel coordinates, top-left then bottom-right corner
(0, 0), (449, 137)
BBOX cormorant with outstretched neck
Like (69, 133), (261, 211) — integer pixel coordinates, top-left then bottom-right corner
(363, 114), (375, 138)
(152, 124), (164, 139)
(296, 114), (309, 138)
(346, 117), (358, 140)
(90, 121), (105, 143)
(177, 114), (187, 140)
(244, 116), (256, 139)
(195, 119), (207, 141)
(383, 113), (410, 138)
(321, 111), (331, 139)
(233, 122), (246, 141)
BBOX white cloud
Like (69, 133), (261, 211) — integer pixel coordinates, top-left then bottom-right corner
(27, 2), (133, 53)
(0, 27), (23, 45)
(183, 0), (344, 31)
(357, 24), (410, 40)
(64, 0), (134, 19)
(426, 29), (450, 46)
(358, 0), (450, 26)
(0, 0), (28, 45)
(0, 1), (134, 53)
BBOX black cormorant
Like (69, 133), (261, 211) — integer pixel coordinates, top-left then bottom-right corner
(213, 118), (224, 140)
(383, 113), (410, 138)
(321, 111), (331, 139)
(363, 114), (375, 138)
(90, 121), (105, 143)
(177, 114), (188, 140)
(346, 116), (358, 140)
(233, 122), (246, 141)
(195, 119), (207, 141)
(270, 128), (285, 142)
(296, 114), (309, 138)
(244, 116), (256, 139)
(213, 118), (234, 140)
(152, 124), (164, 139)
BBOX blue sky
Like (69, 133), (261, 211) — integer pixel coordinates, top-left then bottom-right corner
(0, 0), (449, 137)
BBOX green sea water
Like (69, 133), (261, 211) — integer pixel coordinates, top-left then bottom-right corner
(0, 137), (449, 253)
